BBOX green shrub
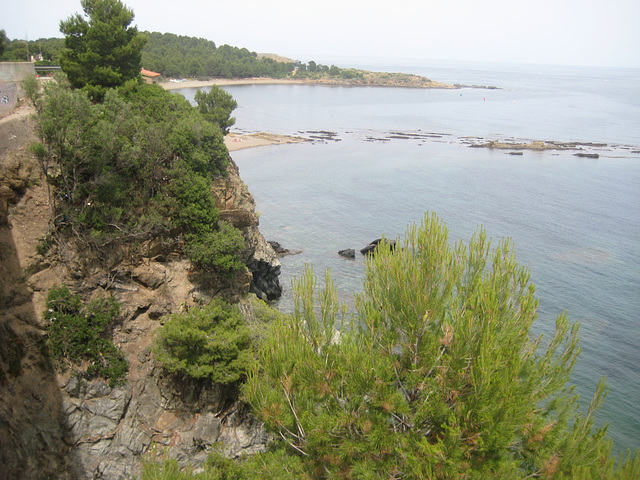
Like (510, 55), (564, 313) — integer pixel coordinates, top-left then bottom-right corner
(154, 299), (254, 384)
(45, 286), (127, 386)
(141, 448), (308, 480)
(167, 164), (245, 273)
(33, 81), (230, 254)
(184, 222), (245, 273)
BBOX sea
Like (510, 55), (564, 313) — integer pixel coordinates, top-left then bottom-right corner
(174, 58), (640, 455)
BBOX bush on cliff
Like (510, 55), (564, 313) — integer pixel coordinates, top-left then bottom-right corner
(45, 286), (127, 386)
(153, 299), (254, 384)
(29, 76), (243, 274)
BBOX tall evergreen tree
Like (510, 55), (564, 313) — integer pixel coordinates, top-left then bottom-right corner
(59, 0), (146, 101)
(194, 86), (238, 135)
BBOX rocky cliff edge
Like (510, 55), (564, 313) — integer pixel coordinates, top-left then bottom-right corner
(0, 104), (279, 479)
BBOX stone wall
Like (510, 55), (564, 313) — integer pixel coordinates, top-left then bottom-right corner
(0, 62), (36, 118)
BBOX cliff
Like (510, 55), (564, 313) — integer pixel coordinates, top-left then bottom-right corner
(0, 103), (279, 479)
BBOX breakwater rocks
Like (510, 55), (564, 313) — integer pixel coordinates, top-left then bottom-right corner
(471, 139), (606, 151)
(467, 139), (615, 158)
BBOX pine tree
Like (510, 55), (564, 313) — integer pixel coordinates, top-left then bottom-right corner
(59, 0), (146, 101)
(243, 212), (640, 479)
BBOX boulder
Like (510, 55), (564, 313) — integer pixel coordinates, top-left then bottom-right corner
(338, 249), (356, 259)
(131, 264), (167, 290)
(361, 238), (396, 255)
(247, 235), (282, 301)
(268, 241), (289, 256)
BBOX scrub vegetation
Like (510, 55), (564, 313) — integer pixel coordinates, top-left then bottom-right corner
(23, 0), (243, 275)
(44, 286), (127, 386)
(153, 299), (254, 384)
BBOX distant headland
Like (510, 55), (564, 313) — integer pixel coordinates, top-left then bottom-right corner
(161, 70), (456, 90)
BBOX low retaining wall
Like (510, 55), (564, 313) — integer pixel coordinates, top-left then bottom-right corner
(0, 62), (36, 118)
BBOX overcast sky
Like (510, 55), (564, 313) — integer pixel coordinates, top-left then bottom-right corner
(3, 0), (640, 68)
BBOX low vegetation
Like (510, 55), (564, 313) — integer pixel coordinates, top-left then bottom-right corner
(19, 2), (245, 275)
(44, 286), (127, 386)
(8, 1), (638, 477)
(153, 299), (254, 384)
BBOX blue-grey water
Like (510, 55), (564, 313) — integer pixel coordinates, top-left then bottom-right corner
(175, 59), (640, 454)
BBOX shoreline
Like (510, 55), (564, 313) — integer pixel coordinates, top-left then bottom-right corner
(224, 132), (309, 151)
(162, 77), (308, 90)
(160, 76), (455, 91)
(223, 129), (638, 155)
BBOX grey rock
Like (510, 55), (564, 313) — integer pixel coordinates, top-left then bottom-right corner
(338, 248), (356, 259)
(193, 412), (221, 445)
(361, 238), (396, 255)
(247, 235), (282, 301)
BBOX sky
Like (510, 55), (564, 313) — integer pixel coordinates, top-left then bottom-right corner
(3, 0), (640, 68)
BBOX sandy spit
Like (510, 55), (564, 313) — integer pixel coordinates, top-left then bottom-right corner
(161, 77), (306, 90)
(224, 132), (310, 151)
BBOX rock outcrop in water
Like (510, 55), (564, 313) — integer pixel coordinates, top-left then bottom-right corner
(0, 104), (279, 479)
(360, 238), (397, 256)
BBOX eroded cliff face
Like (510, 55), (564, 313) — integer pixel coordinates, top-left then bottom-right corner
(211, 160), (282, 302)
(0, 105), (278, 479)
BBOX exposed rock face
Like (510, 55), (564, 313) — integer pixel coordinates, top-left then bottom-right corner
(246, 235), (282, 301)
(1, 106), (77, 479)
(0, 108), (278, 479)
(60, 358), (267, 479)
(211, 160), (282, 301)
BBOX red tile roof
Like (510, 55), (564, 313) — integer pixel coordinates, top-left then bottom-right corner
(141, 69), (161, 77)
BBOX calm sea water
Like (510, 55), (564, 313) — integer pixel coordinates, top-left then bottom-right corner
(176, 59), (640, 454)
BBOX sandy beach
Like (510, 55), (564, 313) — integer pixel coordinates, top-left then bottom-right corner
(162, 77), (306, 90)
(161, 79), (311, 150)
(224, 132), (309, 151)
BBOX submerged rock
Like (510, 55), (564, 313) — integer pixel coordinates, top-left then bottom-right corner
(338, 248), (356, 259)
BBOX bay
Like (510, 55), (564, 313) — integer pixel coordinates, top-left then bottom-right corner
(176, 59), (640, 454)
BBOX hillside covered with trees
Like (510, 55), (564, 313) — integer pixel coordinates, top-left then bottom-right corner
(1, 28), (446, 87)
(0, 30), (295, 78)
(141, 32), (296, 78)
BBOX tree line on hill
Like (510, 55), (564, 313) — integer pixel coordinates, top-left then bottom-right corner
(0, 28), (347, 80)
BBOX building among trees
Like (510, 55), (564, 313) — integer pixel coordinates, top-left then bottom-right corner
(141, 68), (161, 84)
